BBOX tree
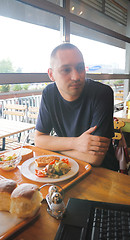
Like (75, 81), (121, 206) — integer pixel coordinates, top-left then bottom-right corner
(12, 85), (22, 91)
(23, 84), (29, 90)
(16, 67), (22, 73)
(0, 59), (14, 73)
(0, 59), (30, 93)
(0, 59), (14, 92)
(0, 85), (10, 92)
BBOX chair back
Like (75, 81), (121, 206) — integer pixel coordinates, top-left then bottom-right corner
(27, 106), (39, 123)
(114, 91), (124, 101)
(3, 104), (27, 122)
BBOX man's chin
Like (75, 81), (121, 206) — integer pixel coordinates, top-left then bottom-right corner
(69, 85), (84, 95)
(68, 89), (83, 100)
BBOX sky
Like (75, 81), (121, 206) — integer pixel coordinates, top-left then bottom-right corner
(0, 16), (126, 73)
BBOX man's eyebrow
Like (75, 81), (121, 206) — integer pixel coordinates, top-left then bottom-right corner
(60, 62), (84, 68)
(59, 64), (71, 69)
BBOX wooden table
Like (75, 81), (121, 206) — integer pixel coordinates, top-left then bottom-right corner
(0, 146), (130, 240)
(0, 119), (35, 150)
(114, 99), (124, 111)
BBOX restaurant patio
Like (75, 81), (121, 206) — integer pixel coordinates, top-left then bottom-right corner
(0, 1), (130, 240)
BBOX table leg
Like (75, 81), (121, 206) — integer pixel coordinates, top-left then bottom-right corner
(0, 137), (5, 151)
(18, 133), (21, 142)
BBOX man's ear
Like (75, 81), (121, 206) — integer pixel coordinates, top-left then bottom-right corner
(48, 68), (55, 82)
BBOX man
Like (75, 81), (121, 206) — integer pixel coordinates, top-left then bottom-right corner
(35, 43), (119, 171)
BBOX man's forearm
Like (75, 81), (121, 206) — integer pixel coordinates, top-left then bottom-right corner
(60, 150), (104, 166)
(34, 130), (74, 151)
(35, 129), (110, 166)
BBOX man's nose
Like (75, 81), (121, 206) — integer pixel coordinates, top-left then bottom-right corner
(71, 68), (80, 81)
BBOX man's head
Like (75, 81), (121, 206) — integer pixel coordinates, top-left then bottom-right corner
(48, 43), (86, 102)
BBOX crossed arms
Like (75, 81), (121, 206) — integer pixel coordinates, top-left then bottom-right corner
(34, 125), (110, 166)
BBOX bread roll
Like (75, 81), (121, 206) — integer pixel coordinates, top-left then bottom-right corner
(0, 179), (17, 211)
(35, 156), (60, 167)
(10, 183), (43, 218)
(4, 148), (33, 161)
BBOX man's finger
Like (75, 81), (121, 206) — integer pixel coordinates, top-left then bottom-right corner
(90, 134), (110, 143)
(86, 126), (97, 134)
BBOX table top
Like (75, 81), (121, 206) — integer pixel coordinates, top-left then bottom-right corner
(114, 99), (124, 106)
(114, 109), (130, 123)
(0, 119), (35, 138)
(0, 146), (130, 240)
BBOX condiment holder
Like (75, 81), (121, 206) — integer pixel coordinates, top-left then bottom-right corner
(39, 183), (66, 219)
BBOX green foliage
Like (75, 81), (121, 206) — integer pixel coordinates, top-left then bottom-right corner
(16, 67), (22, 73)
(0, 85), (10, 92)
(23, 84), (29, 90)
(0, 59), (29, 93)
(0, 59), (14, 73)
(12, 85), (22, 91)
(115, 80), (124, 84)
(0, 59), (13, 92)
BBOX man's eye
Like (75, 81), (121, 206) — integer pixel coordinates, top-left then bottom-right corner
(61, 68), (71, 74)
(76, 64), (85, 73)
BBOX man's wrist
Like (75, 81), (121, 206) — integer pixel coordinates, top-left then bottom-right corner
(69, 137), (77, 151)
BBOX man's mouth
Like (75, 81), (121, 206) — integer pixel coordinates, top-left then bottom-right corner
(69, 83), (81, 88)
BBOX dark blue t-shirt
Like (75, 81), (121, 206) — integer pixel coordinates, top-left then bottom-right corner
(36, 79), (119, 171)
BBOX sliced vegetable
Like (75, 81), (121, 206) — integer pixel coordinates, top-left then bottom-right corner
(35, 169), (47, 177)
(35, 157), (71, 178)
(61, 158), (69, 165)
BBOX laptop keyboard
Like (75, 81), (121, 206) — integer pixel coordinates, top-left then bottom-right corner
(91, 207), (130, 240)
(55, 198), (130, 240)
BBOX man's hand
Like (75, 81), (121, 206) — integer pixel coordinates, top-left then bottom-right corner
(35, 128), (111, 166)
(73, 126), (110, 156)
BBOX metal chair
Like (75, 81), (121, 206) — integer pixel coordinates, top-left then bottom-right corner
(27, 106), (39, 144)
(1, 104), (27, 150)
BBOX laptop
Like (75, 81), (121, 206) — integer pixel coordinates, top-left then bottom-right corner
(55, 198), (130, 240)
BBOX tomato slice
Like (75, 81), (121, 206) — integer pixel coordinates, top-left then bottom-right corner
(35, 169), (47, 177)
(61, 158), (69, 165)
(49, 160), (56, 165)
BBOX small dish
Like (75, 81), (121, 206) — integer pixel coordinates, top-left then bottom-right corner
(0, 153), (21, 171)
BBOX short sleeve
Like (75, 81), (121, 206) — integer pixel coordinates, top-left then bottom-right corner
(90, 84), (114, 138)
(36, 91), (52, 134)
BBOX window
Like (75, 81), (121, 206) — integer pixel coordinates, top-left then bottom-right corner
(0, 1), (61, 73)
(0, 0), (129, 97)
(70, 0), (127, 26)
(70, 30), (126, 74)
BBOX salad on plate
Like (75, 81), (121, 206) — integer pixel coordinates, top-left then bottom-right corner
(35, 158), (71, 178)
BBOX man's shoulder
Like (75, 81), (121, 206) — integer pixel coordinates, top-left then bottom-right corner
(42, 83), (56, 96)
(85, 79), (113, 94)
(44, 82), (55, 91)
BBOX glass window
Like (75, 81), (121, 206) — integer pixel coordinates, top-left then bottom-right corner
(70, 0), (126, 40)
(70, 23), (126, 74)
(46, 0), (63, 6)
(70, 0), (127, 25)
(0, 0), (61, 73)
(0, 16), (60, 73)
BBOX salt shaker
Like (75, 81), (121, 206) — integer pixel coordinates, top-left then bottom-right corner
(46, 185), (66, 219)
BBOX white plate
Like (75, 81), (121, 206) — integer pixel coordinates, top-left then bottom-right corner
(21, 155), (79, 183)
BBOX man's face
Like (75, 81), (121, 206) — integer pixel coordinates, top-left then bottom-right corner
(48, 48), (86, 101)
